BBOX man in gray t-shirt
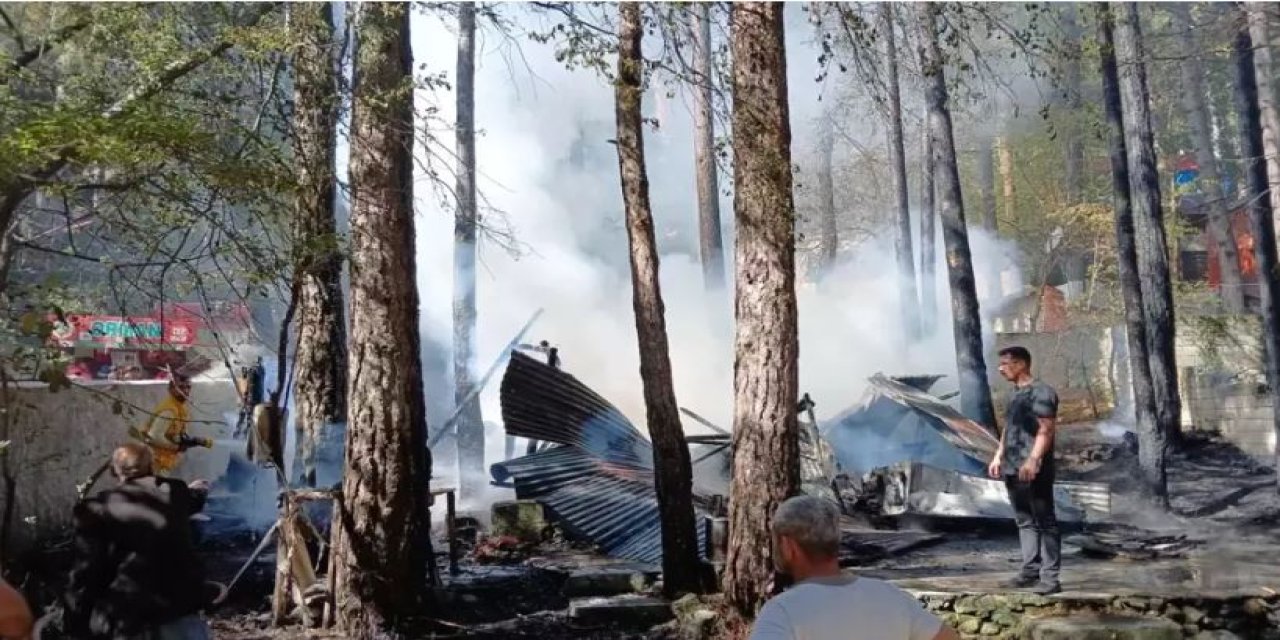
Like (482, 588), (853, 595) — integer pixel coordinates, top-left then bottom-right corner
(987, 346), (1061, 595)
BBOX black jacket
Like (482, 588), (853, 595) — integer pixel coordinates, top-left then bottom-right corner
(62, 476), (210, 638)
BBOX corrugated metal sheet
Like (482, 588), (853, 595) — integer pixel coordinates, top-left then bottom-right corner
(491, 351), (707, 565)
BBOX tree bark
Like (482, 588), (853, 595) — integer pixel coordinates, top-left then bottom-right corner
(453, 1), (485, 504)
(916, 3), (997, 429)
(723, 2), (800, 620)
(1248, 5), (1280, 242)
(1097, 3), (1164, 504)
(691, 3), (726, 292)
(1172, 3), (1245, 312)
(290, 2), (347, 489)
(882, 3), (918, 339)
(920, 118), (937, 336)
(331, 3), (433, 632)
(816, 113), (837, 274)
(1233, 25), (1280, 495)
(614, 4), (702, 597)
(1115, 2), (1181, 467)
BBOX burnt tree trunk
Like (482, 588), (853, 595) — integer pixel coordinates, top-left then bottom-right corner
(1248, 5), (1280, 241)
(1173, 3), (1245, 312)
(331, 3), (434, 631)
(1062, 3), (1085, 205)
(453, 1), (485, 502)
(614, 3), (702, 598)
(291, 2), (347, 488)
(1097, 3), (1164, 504)
(816, 113), (837, 274)
(1116, 1), (1180, 481)
(882, 3), (918, 339)
(1233, 25), (1280, 494)
(920, 117), (937, 336)
(917, 2), (997, 429)
(692, 2), (726, 292)
(723, 1), (800, 620)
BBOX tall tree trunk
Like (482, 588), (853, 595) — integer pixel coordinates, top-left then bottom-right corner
(723, 2), (800, 620)
(998, 136), (1015, 222)
(1116, 2), (1181, 466)
(816, 113), (837, 274)
(1233, 24), (1280, 494)
(453, 1), (484, 503)
(691, 3), (726, 292)
(331, 3), (434, 631)
(1248, 5), (1280, 240)
(978, 137), (999, 300)
(882, 3), (918, 339)
(1062, 3), (1085, 205)
(916, 2), (997, 429)
(292, 2), (347, 489)
(614, 3), (702, 598)
(1173, 3), (1245, 312)
(920, 119), (937, 336)
(1097, 3), (1164, 504)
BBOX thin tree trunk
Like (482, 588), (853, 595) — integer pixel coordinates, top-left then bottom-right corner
(453, 1), (484, 504)
(920, 119), (937, 336)
(978, 137), (999, 300)
(816, 113), (837, 274)
(882, 3), (918, 339)
(723, 1), (800, 621)
(1233, 24), (1280, 495)
(1248, 5), (1280, 240)
(998, 136), (1014, 222)
(331, 3), (433, 631)
(1116, 2), (1181, 467)
(615, 4), (702, 597)
(691, 2), (726, 292)
(916, 2), (997, 429)
(1173, 3), (1245, 312)
(291, 2), (347, 489)
(1097, 3), (1164, 504)
(1063, 3), (1085, 205)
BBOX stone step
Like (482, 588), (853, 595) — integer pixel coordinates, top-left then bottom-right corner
(1024, 614), (1182, 640)
(569, 594), (674, 628)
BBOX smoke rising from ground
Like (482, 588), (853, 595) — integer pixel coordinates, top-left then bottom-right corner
(408, 7), (1025, 506)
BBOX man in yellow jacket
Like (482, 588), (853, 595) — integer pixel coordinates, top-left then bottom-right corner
(134, 374), (212, 474)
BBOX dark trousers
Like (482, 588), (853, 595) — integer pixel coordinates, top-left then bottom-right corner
(1004, 471), (1060, 585)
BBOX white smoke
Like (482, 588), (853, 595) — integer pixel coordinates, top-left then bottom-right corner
(407, 6), (1025, 507)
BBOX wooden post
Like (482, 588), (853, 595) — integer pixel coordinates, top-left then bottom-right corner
(446, 490), (459, 576)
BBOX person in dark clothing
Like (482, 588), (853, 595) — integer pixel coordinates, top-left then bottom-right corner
(987, 346), (1061, 595)
(63, 443), (217, 639)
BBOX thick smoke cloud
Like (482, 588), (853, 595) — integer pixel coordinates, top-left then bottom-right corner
(408, 6), (1024, 501)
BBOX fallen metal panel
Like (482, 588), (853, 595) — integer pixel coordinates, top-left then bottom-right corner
(877, 461), (1107, 523)
(491, 353), (707, 565)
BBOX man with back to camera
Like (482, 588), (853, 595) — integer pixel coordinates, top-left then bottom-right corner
(987, 346), (1062, 595)
(750, 496), (960, 640)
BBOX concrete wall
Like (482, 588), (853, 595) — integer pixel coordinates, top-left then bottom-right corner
(996, 315), (1276, 463)
(2, 378), (240, 552)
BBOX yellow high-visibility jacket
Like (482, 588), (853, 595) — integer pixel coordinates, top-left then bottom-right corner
(135, 394), (191, 473)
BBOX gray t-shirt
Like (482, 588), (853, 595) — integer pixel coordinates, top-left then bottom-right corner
(750, 576), (942, 640)
(1001, 380), (1058, 476)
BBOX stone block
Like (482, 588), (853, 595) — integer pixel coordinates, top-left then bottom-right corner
(1024, 615), (1181, 640)
(1193, 631), (1242, 640)
(562, 566), (656, 598)
(569, 594), (674, 627)
(490, 500), (547, 541)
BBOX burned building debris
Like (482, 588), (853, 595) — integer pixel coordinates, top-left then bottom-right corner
(823, 373), (1111, 523)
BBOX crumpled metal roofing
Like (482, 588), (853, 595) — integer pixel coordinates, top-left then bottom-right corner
(822, 373), (1001, 476)
(491, 351), (707, 565)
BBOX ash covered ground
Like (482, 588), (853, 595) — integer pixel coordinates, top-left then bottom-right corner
(202, 424), (1280, 639)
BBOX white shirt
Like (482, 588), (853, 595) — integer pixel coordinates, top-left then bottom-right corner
(750, 575), (943, 640)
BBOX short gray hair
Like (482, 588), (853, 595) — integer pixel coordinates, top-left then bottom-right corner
(772, 495), (841, 558)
